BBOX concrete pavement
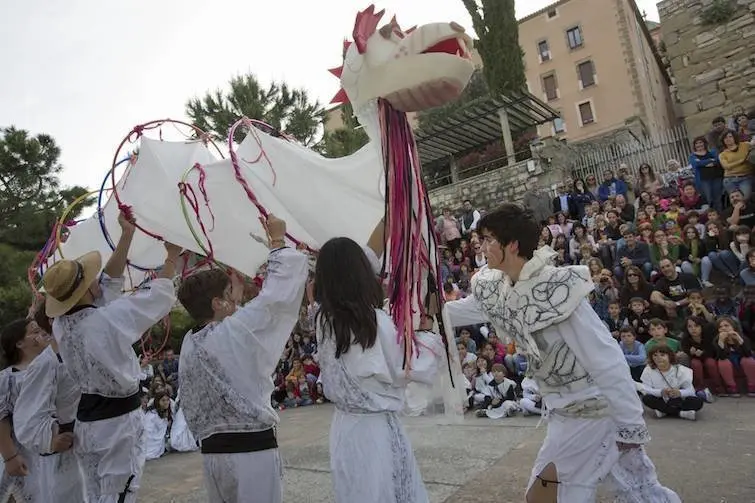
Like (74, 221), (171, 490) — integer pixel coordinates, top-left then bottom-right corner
(140, 398), (755, 502)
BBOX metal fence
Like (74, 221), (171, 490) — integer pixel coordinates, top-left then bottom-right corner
(570, 123), (692, 182)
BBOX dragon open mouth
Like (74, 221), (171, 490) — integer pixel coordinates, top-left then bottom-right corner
(421, 36), (471, 59)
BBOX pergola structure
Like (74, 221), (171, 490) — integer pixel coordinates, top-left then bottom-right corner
(415, 91), (560, 185)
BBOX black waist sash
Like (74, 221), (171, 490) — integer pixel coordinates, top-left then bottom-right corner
(77, 392), (141, 422)
(201, 429), (277, 454)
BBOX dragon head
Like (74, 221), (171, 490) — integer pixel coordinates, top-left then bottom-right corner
(329, 5), (475, 112)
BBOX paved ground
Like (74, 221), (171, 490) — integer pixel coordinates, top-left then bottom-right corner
(141, 398), (755, 502)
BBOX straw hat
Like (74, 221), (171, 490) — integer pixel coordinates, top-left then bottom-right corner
(43, 251), (102, 317)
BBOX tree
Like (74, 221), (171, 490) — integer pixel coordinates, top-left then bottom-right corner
(0, 127), (91, 250)
(462, 0), (526, 95)
(186, 73), (327, 146)
(319, 103), (369, 158)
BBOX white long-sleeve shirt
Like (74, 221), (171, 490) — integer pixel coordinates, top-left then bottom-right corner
(14, 346), (81, 455)
(53, 274), (176, 398)
(639, 365), (695, 399)
(317, 309), (443, 413)
(179, 247), (309, 441)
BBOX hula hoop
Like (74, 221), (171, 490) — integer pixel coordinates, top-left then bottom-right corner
(109, 119), (224, 242)
(54, 190), (108, 259)
(96, 156), (162, 272)
(226, 117), (316, 253)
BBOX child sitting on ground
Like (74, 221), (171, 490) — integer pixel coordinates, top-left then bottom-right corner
(603, 301), (626, 340)
(619, 327), (647, 382)
(476, 364), (519, 418)
(519, 376), (542, 416)
(626, 297), (652, 344)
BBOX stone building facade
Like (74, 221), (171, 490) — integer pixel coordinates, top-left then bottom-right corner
(658, 0), (755, 138)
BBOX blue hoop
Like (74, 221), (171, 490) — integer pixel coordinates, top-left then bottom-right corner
(97, 155), (161, 272)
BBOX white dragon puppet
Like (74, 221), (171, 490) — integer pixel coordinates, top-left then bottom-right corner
(51, 5), (475, 415)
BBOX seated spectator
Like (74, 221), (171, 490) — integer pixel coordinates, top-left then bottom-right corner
(603, 301), (626, 340)
(471, 356), (494, 410)
(682, 225), (714, 287)
(723, 189), (755, 229)
(619, 327), (646, 382)
(683, 290), (715, 323)
(626, 297), (652, 344)
(729, 225), (751, 267)
(457, 327), (477, 354)
(519, 377), (542, 416)
(476, 364), (519, 419)
(650, 258), (702, 321)
(300, 334), (317, 355)
(640, 346), (704, 421)
(680, 316), (720, 400)
(301, 354), (320, 385)
(684, 211), (705, 238)
(619, 266), (655, 309)
(295, 375), (315, 406)
(645, 319), (681, 354)
(462, 363), (476, 411)
(707, 286), (738, 318)
(615, 229), (652, 280)
(702, 220), (740, 280)
(712, 317), (755, 397)
(457, 342), (478, 366)
(679, 182), (705, 212)
(286, 357), (305, 385)
(650, 231), (694, 276)
(157, 346), (179, 390)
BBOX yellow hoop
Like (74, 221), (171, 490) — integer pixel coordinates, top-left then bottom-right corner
(54, 190), (109, 259)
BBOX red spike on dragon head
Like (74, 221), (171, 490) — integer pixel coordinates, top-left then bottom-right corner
(329, 4), (475, 112)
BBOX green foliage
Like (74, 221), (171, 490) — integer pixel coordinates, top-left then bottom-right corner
(462, 0), (526, 95)
(0, 127), (92, 250)
(319, 103), (369, 158)
(0, 244), (36, 326)
(144, 308), (194, 354)
(186, 73), (327, 147)
(700, 0), (736, 26)
(416, 69), (489, 132)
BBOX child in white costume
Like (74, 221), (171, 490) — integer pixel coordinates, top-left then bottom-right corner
(42, 212), (181, 503)
(314, 237), (443, 503)
(14, 306), (87, 503)
(519, 377), (543, 416)
(0, 318), (49, 502)
(177, 215), (309, 503)
(446, 203), (680, 503)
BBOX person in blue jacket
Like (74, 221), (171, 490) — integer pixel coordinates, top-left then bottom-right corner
(688, 136), (723, 211)
(597, 169), (628, 202)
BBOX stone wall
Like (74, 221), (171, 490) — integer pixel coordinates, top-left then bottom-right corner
(658, 0), (755, 138)
(427, 159), (551, 212)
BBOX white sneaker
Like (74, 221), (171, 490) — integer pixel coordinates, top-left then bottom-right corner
(679, 410), (696, 421)
(703, 388), (715, 403)
(654, 410), (666, 418)
(702, 280), (714, 288)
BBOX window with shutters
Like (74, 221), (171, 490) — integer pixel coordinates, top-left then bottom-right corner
(537, 40), (551, 62)
(547, 8), (558, 19)
(567, 26), (583, 50)
(542, 74), (558, 102)
(578, 60), (595, 88)
(578, 100), (595, 125)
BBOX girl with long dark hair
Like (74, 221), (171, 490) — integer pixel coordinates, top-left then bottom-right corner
(314, 237), (442, 503)
(0, 318), (49, 501)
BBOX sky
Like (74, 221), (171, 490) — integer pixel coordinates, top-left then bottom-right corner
(0, 0), (660, 192)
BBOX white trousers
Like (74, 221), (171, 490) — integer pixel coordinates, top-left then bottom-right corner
(527, 415), (681, 502)
(37, 449), (88, 503)
(76, 409), (145, 503)
(202, 449), (283, 503)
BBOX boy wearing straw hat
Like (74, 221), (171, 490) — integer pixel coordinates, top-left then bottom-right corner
(176, 215), (309, 503)
(42, 211), (181, 503)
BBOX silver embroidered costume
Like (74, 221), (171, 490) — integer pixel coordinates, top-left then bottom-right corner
(179, 247), (309, 503)
(317, 309), (443, 503)
(453, 247), (680, 502)
(14, 346), (87, 503)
